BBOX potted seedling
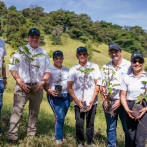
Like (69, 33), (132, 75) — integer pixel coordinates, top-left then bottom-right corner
(55, 68), (64, 97)
(102, 65), (120, 116)
(76, 67), (94, 113)
(9, 44), (45, 95)
(132, 80), (147, 118)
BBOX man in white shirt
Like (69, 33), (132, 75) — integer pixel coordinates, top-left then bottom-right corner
(7, 28), (51, 142)
(0, 38), (7, 135)
(98, 43), (131, 147)
(68, 47), (100, 147)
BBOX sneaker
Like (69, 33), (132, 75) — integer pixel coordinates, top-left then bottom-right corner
(78, 143), (84, 147)
(55, 139), (62, 145)
(62, 138), (67, 143)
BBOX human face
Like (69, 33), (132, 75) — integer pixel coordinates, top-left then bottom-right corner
(27, 34), (40, 49)
(109, 49), (122, 63)
(54, 55), (63, 69)
(131, 57), (144, 72)
(76, 51), (88, 64)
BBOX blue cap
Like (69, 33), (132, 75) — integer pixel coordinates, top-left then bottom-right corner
(28, 28), (40, 36)
(109, 43), (121, 51)
(53, 50), (64, 59)
(77, 47), (88, 54)
(131, 52), (144, 61)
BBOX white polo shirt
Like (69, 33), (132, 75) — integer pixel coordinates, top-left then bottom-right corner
(121, 71), (147, 101)
(98, 58), (132, 99)
(9, 43), (51, 83)
(0, 39), (7, 79)
(69, 61), (101, 106)
(48, 65), (69, 94)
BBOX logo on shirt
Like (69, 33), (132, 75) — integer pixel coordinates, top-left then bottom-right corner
(121, 72), (127, 75)
(98, 77), (101, 80)
(67, 76), (69, 79)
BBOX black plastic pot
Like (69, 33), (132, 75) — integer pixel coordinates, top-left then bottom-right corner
(55, 85), (62, 97)
(80, 101), (87, 113)
(29, 85), (36, 95)
(105, 102), (115, 116)
(132, 103), (143, 118)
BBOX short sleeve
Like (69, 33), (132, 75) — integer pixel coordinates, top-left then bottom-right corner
(93, 64), (101, 80)
(97, 68), (106, 86)
(44, 52), (51, 73)
(69, 67), (75, 81)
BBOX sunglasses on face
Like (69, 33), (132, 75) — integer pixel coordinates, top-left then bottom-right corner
(132, 59), (144, 64)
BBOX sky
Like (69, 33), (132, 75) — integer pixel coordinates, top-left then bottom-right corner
(3, 0), (147, 30)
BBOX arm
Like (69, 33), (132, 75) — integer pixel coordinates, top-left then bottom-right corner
(2, 58), (7, 89)
(68, 81), (84, 108)
(35, 72), (51, 93)
(88, 79), (99, 111)
(120, 90), (135, 119)
(10, 70), (31, 93)
(44, 83), (58, 97)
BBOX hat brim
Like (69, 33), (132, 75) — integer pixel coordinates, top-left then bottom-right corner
(29, 32), (40, 36)
(53, 54), (64, 59)
(131, 55), (144, 61)
(77, 49), (88, 54)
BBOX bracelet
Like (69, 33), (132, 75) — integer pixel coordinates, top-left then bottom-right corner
(3, 77), (7, 79)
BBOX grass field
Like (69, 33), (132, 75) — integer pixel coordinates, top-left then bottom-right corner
(0, 35), (147, 147)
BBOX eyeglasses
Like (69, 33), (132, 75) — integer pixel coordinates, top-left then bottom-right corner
(78, 53), (87, 56)
(109, 50), (120, 55)
(132, 59), (144, 64)
(30, 36), (40, 39)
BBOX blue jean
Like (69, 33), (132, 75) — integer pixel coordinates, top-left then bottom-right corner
(47, 93), (71, 140)
(104, 100), (131, 147)
(0, 80), (4, 132)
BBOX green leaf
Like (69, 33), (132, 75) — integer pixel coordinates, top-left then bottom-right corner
(10, 52), (15, 57)
(2, 63), (6, 68)
(33, 53), (45, 58)
(0, 74), (2, 77)
(9, 63), (14, 65)
(109, 88), (112, 94)
(136, 94), (143, 103)
(142, 81), (147, 84)
(107, 82), (110, 87)
(22, 46), (31, 55)
(102, 79), (105, 84)
(15, 59), (20, 63)
(112, 71), (115, 75)
(112, 84), (120, 87)
(145, 94), (147, 102)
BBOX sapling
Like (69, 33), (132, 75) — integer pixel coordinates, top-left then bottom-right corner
(101, 65), (120, 116)
(55, 68), (64, 97)
(9, 44), (45, 95)
(76, 67), (94, 113)
(132, 80), (147, 118)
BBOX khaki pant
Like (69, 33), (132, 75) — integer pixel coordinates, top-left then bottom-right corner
(7, 83), (43, 141)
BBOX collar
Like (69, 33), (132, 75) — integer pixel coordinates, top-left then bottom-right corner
(77, 61), (91, 68)
(26, 43), (38, 52)
(109, 58), (126, 67)
(129, 70), (146, 78)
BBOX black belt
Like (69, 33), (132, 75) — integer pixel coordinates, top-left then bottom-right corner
(26, 83), (37, 85)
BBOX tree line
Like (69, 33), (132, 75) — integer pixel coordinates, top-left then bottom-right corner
(0, 1), (147, 56)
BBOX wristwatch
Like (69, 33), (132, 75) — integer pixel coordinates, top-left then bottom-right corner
(3, 77), (7, 80)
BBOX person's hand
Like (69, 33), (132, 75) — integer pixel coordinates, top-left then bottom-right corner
(112, 99), (121, 110)
(136, 107), (147, 119)
(87, 100), (94, 111)
(126, 109), (135, 119)
(103, 100), (108, 110)
(3, 79), (7, 89)
(34, 82), (43, 93)
(49, 89), (58, 97)
(20, 82), (31, 93)
(75, 99), (84, 108)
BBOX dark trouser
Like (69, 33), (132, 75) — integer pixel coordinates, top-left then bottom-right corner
(75, 104), (97, 145)
(126, 100), (147, 147)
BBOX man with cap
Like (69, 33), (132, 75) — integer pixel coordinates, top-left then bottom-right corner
(68, 47), (101, 147)
(0, 38), (7, 135)
(98, 43), (132, 147)
(7, 28), (51, 142)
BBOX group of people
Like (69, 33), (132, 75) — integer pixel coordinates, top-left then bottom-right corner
(0, 28), (147, 147)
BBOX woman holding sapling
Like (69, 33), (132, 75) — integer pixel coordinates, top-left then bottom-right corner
(44, 50), (71, 146)
(121, 52), (147, 147)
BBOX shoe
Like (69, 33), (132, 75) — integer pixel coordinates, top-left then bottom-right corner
(78, 143), (84, 147)
(62, 138), (67, 143)
(55, 139), (62, 145)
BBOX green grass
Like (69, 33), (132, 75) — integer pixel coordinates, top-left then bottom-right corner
(0, 35), (147, 146)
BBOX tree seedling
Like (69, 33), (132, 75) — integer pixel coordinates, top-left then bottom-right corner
(9, 44), (45, 95)
(132, 80), (147, 118)
(76, 67), (94, 113)
(102, 65), (120, 116)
